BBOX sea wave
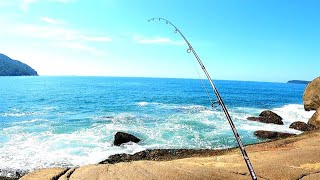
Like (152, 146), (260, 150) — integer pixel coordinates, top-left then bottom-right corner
(0, 112), (42, 117)
(0, 127), (145, 177)
(136, 101), (211, 113)
(0, 108), (51, 117)
(272, 104), (314, 125)
(235, 104), (313, 134)
(137, 101), (149, 107)
(0, 103), (312, 177)
(11, 119), (49, 125)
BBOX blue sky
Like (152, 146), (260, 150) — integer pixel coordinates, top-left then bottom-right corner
(0, 0), (319, 82)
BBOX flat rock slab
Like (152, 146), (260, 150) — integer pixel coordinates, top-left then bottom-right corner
(100, 149), (231, 164)
(20, 168), (68, 180)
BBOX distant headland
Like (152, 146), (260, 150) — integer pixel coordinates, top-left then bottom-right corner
(287, 80), (310, 84)
(0, 53), (38, 76)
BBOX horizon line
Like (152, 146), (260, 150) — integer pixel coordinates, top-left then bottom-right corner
(2, 75), (304, 84)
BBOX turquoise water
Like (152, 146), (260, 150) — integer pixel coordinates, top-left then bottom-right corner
(0, 76), (313, 176)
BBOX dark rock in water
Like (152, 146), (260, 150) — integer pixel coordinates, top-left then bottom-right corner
(264, 111), (282, 124)
(247, 110), (283, 125)
(99, 149), (231, 164)
(289, 121), (317, 131)
(254, 130), (295, 139)
(113, 132), (141, 146)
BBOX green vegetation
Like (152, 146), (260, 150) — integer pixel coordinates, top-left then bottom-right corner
(0, 53), (38, 76)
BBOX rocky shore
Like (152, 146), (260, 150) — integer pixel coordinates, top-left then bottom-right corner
(20, 129), (320, 180)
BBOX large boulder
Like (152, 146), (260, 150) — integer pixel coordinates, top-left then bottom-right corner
(303, 77), (320, 111)
(303, 77), (320, 128)
(308, 109), (320, 128)
(289, 121), (317, 131)
(113, 132), (141, 146)
(254, 130), (295, 139)
(247, 110), (283, 125)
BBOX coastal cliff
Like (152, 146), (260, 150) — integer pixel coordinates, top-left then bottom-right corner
(0, 53), (38, 76)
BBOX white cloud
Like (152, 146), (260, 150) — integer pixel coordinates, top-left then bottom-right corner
(40, 17), (65, 25)
(16, 22), (113, 43)
(133, 35), (184, 45)
(20, 0), (75, 11)
(0, 20), (112, 56)
(80, 35), (112, 42)
(0, 1), (16, 7)
(50, 0), (74, 3)
(56, 42), (105, 56)
(21, 0), (37, 11)
(20, 24), (77, 41)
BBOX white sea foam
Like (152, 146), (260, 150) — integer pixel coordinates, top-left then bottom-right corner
(234, 104), (313, 134)
(0, 103), (313, 177)
(137, 101), (149, 107)
(0, 125), (146, 175)
(239, 123), (303, 134)
(0, 109), (45, 117)
(11, 119), (49, 125)
(272, 104), (314, 125)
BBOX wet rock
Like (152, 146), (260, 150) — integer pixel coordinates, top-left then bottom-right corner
(247, 110), (283, 125)
(289, 121), (317, 131)
(303, 77), (320, 111)
(113, 132), (141, 146)
(254, 130), (295, 139)
(99, 149), (230, 164)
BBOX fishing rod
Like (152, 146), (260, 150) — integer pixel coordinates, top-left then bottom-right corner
(148, 18), (258, 180)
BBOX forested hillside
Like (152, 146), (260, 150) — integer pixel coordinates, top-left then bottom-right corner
(0, 53), (38, 76)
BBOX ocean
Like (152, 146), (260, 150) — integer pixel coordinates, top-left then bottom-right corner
(0, 76), (313, 177)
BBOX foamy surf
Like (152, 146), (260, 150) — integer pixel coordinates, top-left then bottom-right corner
(272, 104), (314, 125)
(0, 103), (312, 178)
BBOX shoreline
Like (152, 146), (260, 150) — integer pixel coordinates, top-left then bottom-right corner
(0, 148), (235, 179)
(0, 139), (277, 179)
(19, 129), (320, 179)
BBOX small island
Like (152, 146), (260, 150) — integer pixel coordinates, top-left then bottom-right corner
(287, 80), (310, 84)
(0, 53), (38, 76)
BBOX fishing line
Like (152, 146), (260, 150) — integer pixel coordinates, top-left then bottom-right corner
(148, 17), (258, 180)
(189, 54), (215, 107)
